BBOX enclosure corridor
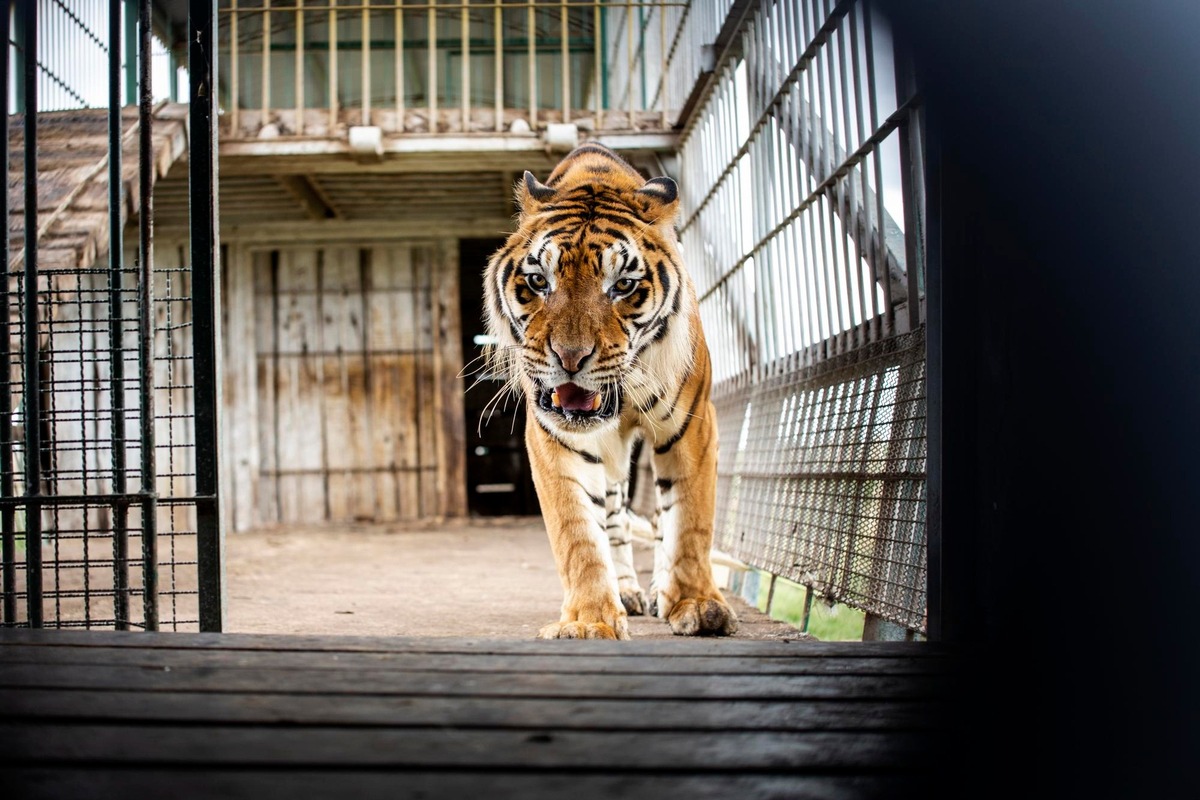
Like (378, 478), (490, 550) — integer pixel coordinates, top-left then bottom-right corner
(3, 0), (942, 795)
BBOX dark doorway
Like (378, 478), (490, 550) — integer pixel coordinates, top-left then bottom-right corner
(459, 239), (540, 516)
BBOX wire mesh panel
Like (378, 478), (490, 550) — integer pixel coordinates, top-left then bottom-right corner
(673, 0), (927, 632)
(1, 1), (222, 631)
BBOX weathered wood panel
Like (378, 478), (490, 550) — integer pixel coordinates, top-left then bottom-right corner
(413, 246), (439, 517)
(253, 251), (279, 524)
(320, 247), (373, 522)
(273, 249), (326, 523)
(232, 238), (465, 527)
(223, 243), (260, 533)
(435, 238), (468, 517)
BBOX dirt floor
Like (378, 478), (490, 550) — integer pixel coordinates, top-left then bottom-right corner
(226, 516), (806, 640)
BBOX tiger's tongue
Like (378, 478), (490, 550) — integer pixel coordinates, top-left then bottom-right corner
(554, 382), (600, 412)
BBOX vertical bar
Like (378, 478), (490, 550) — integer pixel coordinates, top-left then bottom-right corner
(527, 1), (536, 128)
(362, 0), (371, 125)
(896, 44), (925, 329)
(124, 0), (137, 106)
(658, 1), (665, 127)
(168, 49), (179, 103)
(625, 3), (632, 123)
(428, 0), (437, 131)
(559, 0), (568, 122)
(138, 0), (159, 631)
(21, 0), (42, 628)
(329, 1), (338, 132)
(396, 2), (404, 130)
(460, 0), (468, 131)
(190, 0), (224, 632)
(593, 1), (601, 129)
(261, 0), (271, 125)
(863, 3), (892, 334)
(109, 0), (131, 631)
(295, 0), (304, 135)
(229, 0), (239, 135)
(494, 0), (503, 132)
(0, 0), (15, 625)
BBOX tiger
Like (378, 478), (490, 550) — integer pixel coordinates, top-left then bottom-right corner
(483, 143), (738, 639)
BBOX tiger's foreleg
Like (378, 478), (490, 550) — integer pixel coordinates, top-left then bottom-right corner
(649, 396), (738, 637)
(606, 478), (648, 616)
(527, 419), (629, 640)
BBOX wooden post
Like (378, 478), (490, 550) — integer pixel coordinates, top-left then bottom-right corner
(362, 0), (371, 126)
(230, 0), (239, 134)
(460, 0), (469, 131)
(527, 2), (536, 128)
(295, 0), (304, 134)
(396, 4), (405, 130)
(223, 243), (259, 533)
(435, 239), (466, 517)
(494, 1), (503, 131)
(428, 0), (438, 132)
(329, 2), (338, 132)
(560, 0), (569, 122)
(261, 0), (271, 128)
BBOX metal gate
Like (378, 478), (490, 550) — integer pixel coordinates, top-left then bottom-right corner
(1, 1), (222, 631)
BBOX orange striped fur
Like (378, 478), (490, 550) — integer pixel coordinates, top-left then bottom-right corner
(484, 144), (737, 639)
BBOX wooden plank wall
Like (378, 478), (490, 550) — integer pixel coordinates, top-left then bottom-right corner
(223, 239), (465, 532)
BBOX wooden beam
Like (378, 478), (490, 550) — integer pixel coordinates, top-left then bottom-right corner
(213, 133), (679, 176)
(275, 174), (341, 220)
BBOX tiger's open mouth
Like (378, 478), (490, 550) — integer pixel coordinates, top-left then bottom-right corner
(537, 382), (619, 423)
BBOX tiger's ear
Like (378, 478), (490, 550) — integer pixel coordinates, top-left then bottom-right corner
(517, 170), (556, 216)
(635, 177), (679, 224)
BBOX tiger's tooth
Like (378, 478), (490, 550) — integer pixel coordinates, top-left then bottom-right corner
(591, 393), (603, 411)
(551, 390), (561, 408)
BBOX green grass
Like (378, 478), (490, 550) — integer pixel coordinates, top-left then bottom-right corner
(754, 571), (865, 641)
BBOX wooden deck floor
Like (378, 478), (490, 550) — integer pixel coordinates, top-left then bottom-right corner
(0, 629), (955, 799)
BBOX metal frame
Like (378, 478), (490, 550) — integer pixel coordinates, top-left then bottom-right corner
(1, 0), (223, 631)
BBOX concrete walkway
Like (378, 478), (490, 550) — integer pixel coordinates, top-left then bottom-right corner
(226, 517), (804, 640)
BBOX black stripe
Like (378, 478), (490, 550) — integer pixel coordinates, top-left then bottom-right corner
(649, 319), (671, 343)
(655, 478), (674, 491)
(655, 258), (673, 298)
(654, 384), (704, 456)
(537, 417), (602, 463)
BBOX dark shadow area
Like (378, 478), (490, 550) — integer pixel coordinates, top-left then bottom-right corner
(459, 237), (540, 517)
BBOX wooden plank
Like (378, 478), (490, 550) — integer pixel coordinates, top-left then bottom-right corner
(0, 723), (935, 770)
(273, 248), (327, 523)
(0, 664), (943, 700)
(0, 689), (946, 731)
(413, 245), (439, 517)
(0, 645), (950, 676)
(435, 239), (468, 517)
(224, 243), (260, 532)
(253, 250), (280, 526)
(0, 770), (924, 800)
(320, 247), (373, 522)
(365, 246), (417, 520)
(0, 629), (942, 657)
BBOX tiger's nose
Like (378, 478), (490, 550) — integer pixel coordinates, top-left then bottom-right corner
(551, 342), (594, 374)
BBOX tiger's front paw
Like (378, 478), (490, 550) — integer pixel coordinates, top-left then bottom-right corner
(537, 621), (624, 640)
(537, 595), (630, 640)
(667, 596), (739, 637)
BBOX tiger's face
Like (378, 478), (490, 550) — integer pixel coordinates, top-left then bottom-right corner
(485, 148), (687, 434)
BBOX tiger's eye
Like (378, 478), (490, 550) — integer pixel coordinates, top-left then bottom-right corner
(614, 278), (636, 294)
(526, 273), (548, 292)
